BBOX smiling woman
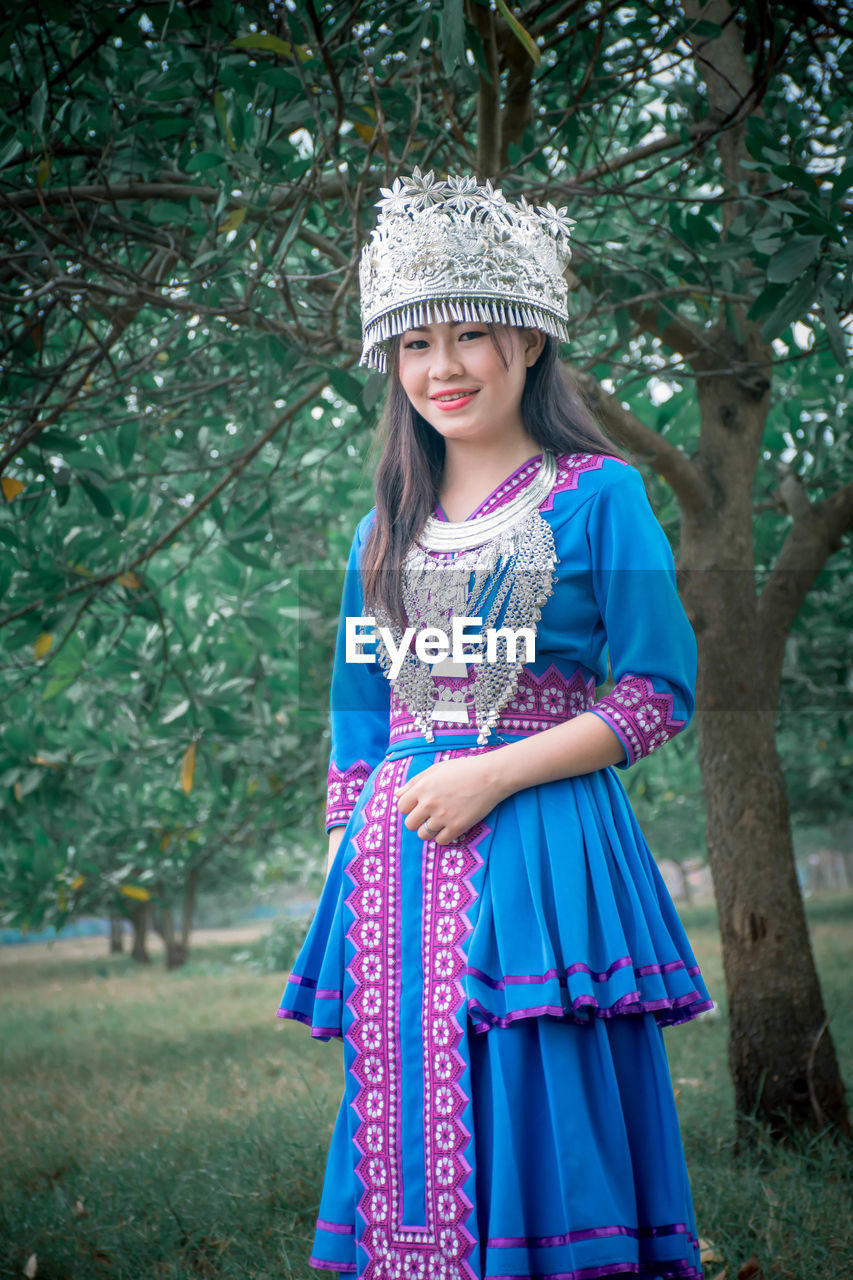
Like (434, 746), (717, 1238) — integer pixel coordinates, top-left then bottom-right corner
(276, 169), (711, 1280)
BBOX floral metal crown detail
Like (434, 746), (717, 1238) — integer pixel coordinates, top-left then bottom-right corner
(359, 168), (575, 372)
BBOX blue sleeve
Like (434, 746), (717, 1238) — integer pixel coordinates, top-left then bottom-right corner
(585, 465), (697, 768)
(325, 513), (391, 829)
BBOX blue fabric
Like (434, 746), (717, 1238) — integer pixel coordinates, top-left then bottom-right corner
(311, 1017), (703, 1279)
(278, 456), (709, 1279)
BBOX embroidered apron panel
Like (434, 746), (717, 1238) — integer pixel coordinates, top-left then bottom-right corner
(345, 753), (488, 1279)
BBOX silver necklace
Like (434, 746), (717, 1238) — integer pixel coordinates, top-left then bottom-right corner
(373, 452), (560, 744)
(417, 451), (558, 551)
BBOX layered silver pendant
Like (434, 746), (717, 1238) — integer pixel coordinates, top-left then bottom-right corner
(373, 454), (559, 744)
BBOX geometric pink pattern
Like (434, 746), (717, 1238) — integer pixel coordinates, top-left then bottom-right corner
(540, 450), (625, 511)
(326, 758), (373, 829)
(592, 673), (687, 766)
(389, 663), (595, 743)
(442, 450), (624, 523)
(343, 752), (487, 1280)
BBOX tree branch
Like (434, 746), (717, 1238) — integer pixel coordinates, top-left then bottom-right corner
(757, 475), (853, 673)
(471, 2), (501, 178)
(565, 121), (720, 187)
(0, 245), (180, 472)
(570, 366), (712, 516)
(0, 370), (344, 630)
(2, 174), (346, 213)
(683, 0), (771, 237)
(498, 11), (535, 168)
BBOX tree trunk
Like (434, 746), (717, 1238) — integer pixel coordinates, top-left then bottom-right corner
(180, 867), (198, 957)
(108, 915), (124, 954)
(680, 343), (849, 1138)
(128, 901), (150, 964)
(696, 686), (848, 1136)
(153, 902), (188, 970)
(163, 937), (188, 970)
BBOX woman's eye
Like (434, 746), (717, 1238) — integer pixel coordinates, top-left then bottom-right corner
(459, 329), (486, 341)
(403, 338), (428, 349)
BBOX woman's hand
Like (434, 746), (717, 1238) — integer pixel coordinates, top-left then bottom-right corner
(396, 754), (507, 845)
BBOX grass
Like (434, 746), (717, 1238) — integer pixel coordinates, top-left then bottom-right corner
(0, 899), (851, 1280)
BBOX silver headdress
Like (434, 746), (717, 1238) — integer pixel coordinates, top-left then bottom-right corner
(359, 168), (575, 372)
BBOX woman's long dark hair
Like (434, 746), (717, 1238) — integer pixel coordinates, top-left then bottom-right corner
(360, 330), (618, 629)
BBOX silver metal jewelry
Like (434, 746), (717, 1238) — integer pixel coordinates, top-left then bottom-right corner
(372, 453), (560, 746)
(359, 169), (575, 371)
(417, 451), (557, 551)
(422, 820), (439, 837)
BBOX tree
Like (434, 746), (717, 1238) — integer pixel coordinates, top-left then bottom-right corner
(0, 0), (849, 1132)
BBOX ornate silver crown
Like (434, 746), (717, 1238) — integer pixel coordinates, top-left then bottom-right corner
(359, 168), (575, 372)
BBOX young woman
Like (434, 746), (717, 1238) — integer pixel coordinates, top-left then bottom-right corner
(278, 169), (712, 1280)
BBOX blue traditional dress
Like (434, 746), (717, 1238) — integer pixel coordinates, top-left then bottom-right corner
(278, 452), (712, 1280)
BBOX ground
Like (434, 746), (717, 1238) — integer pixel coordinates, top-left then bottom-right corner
(0, 898), (850, 1280)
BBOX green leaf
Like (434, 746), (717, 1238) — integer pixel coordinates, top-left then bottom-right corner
(0, 136), (23, 170)
(818, 289), (848, 366)
(147, 200), (191, 224)
(327, 369), (364, 405)
(830, 165), (853, 199)
(253, 66), (304, 94)
(243, 614), (281, 645)
(231, 33), (297, 57)
(771, 164), (820, 196)
(42, 675), (77, 702)
(78, 476), (115, 519)
(440, 0), (465, 77)
(30, 84), (47, 135)
(36, 430), (84, 452)
(148, 118), (191, 139)
(752, 234), (785, 257)
(214, 90), (236, 151)
(759, 274), (819, 342)
(493, 0), (540, 65)
(54, 466), (71, 507)
(117, 420), (138, 469)
(362, 371), (386, 412)
(225, 541), (271, 570)
(185, 151), (225, 173)
(766, 236), (823, 284)
(161, 698), (190, 725)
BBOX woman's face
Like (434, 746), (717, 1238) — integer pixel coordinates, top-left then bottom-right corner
(396, 321), (544, 446)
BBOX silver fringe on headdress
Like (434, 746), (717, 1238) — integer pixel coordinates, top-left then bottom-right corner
(359, 169), (575, 371)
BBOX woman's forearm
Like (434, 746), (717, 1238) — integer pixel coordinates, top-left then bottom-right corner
(483, 712), (627, 802)
(327, 824), (346, 877)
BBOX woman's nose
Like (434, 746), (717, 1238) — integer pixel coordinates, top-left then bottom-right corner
(429, 340), (464, 378)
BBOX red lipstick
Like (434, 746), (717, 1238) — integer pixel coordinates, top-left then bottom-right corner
(430, 389), (478, 411)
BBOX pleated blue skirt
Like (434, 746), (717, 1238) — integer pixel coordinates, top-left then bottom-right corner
(278, 737), (711, 1280)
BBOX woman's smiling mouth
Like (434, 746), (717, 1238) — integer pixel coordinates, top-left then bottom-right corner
(430, 389), (479, 409)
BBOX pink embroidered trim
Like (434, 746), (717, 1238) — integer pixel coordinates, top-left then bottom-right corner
(432, 452), (624, 523)
(540, 452), (625, 512)
(326, 758), (372, 829)
(592, 674), (686, 766)
(389, 664), (595, 741)
(344, 754), (486, 1279)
